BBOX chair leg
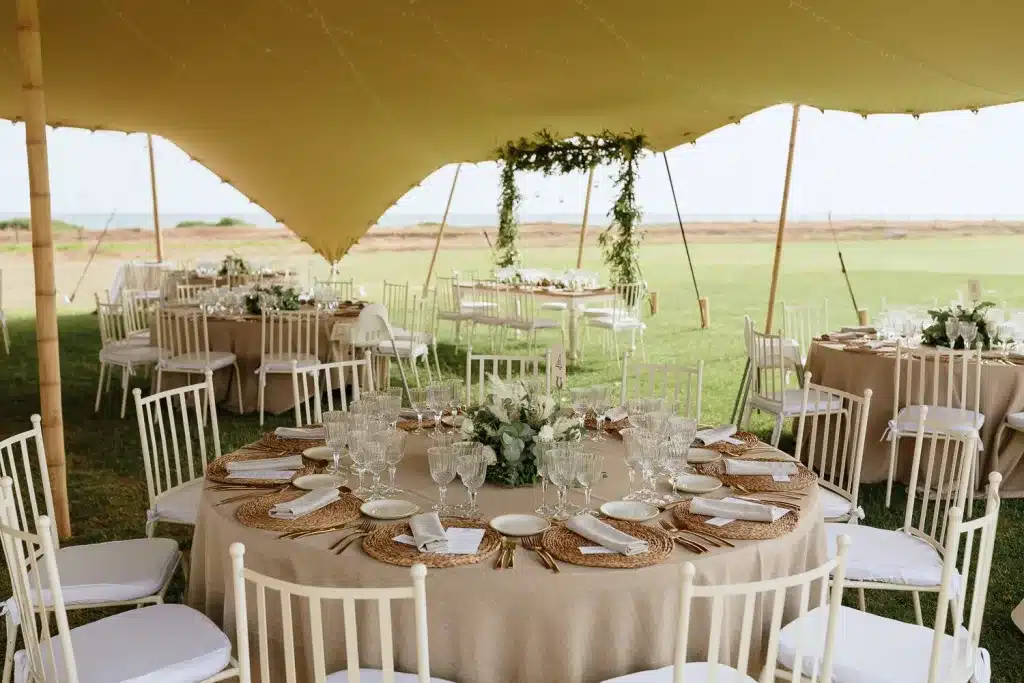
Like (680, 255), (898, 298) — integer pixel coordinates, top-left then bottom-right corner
(155, 367), (163, 394)
(912, 591), (923, 626)
(885, 434), (900, 508)
(454, 320), (462, 345)
(105, 362), (114, 391)
(770, 414), (784, 447)
(234, 362), (244, 415)
(410, 354), (421, 387)
(423, 353), (433, 384)
(120, 366), (131, 418)
(639, 330), (647, 362)
(95, 362), (107, 412)
(857, 588), (866, 612)
(3, 612), (18, 683)
(432, 341), (442, 377)
(145, 517), (157, 538)
(258, 370), (266, 426)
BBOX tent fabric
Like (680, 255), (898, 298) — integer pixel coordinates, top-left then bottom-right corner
(1, 1), (1023, 260)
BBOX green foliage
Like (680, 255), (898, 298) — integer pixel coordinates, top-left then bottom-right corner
(495, 130), (647, 281)
(0, 218), (84, 234)
(216, 216), (245, 227)
(176, 217), (246, 228)
(243, 284), (302, 315)
(218, 254), (250, 277)
(0, 218), (30, 231)
(921, 301), (1003, 350)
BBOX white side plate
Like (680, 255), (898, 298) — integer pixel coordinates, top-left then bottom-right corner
(674, 474), (723, 494)
(292, 474), (347, 491)
(302, 446), (334, 462)
(599, 500), (659, 522)
(360, 499), (420, 520)
(488, 514), (550, 537)
(687, 448), (721, 464)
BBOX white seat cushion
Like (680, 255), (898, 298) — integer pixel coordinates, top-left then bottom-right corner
(151, 478), (205, 526)
(326, 669), (455, 683)
(258, 354), (319, 373)
(127, 330), (152, 344)
(437, 310), (475, 321)
(459, 301), (496, 310)
(750, 389), (841, 416)
(602, 663), (758, 683)
(583, 307), (615, 318)
(163, 350), (237, 372)
(825, 523), (943, 587)
(777, 604), (988, 683)
(1006, 411), (1024, 430)
(376, 340), (429, 358)
(589, 316), (646, 331)
(540, 302), (568, 311)
(890, 404), (985, 437)
(14, 604), (232, 683)
(507, 317), (560, 330)
(100, 343), (163, 366)
(820, 488), (854, 520)
(4, 538), (179, 625)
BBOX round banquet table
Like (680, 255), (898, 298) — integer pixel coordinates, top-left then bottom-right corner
(188, 434), (825, 683)
(807, 341), (1024, 497)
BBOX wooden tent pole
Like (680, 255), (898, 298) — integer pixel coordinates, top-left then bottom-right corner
(575, 166), (595, 269)
(662, 152), (708, 328)
(763, 104), (801, 334)
(16, 0), (70, 537)
(147, 133), (163, 262)
(423, 163), (461, 293)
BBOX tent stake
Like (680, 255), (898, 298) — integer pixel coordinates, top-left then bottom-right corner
(575, 165), (595, 269)
(16, 0), (71, 537)
(662, 152), (707, 328)
(147, 133), (163, 262)
(423, 163), (461, 293)
(764, 104), (801, 334)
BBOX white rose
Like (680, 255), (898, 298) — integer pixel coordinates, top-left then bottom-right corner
(460, 418), (475, 437)
(552, 416), (577, 437)
(537, 425), (555, 442)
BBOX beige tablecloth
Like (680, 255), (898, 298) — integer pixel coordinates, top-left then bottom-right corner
(806, 342), (1024, 497)
(188, 435), (825, 682)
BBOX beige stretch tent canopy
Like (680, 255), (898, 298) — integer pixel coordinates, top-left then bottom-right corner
(2, 1), (1024, 260)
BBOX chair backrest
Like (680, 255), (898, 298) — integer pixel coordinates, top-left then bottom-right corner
(96, 295), (131, 347)
(620, 353), (703, 421)
(228, 272), (260, 289)
(0, 416), (57, 546)
(465, 345), (551, 404)
(353, 305), (412, 403)
(781, 299), (828, 361)
(176, 282), (214, 304)
(381, 281), (410, 330)
(928, 474), (1002, 683)
(261, 308), (320, 363)
(892, 341), (983, 425)
(132, 371), (221, 508)
(155, 304), (212, 361)
(608, 281), (646, 324)
(0, 481), (77, 683)
(468, 284), (505, 324)
(291, 354), (374, 427)
(794, 376), (872, 517)
(745, 316), (790, 406)
(504, 289), (541, 326)
(673, 536), (850, 683)
(314, 278), (354, 302)
(121, 288), (155, 338)
(433, 277), (461, 316)
(230, 543), (432, 683)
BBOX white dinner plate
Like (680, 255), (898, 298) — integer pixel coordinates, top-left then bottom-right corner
(291, 474), (347, 491)
(360, 499), (420, 520)
(687, 448), (721, 464)
(488, 514), (550, 537)
(302, 446), (334, 463)
(441, 415), (466, 429)
(674, 474), (723, 494)
(599, 500), (660, 522)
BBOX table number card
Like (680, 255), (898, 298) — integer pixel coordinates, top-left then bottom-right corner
(551, 343), (567, 391)
(968, 279), (981, 302)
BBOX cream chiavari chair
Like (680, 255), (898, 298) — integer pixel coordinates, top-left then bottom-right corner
(780, 299), (829, 368)
(432, 276), (476, 346)
(620, 352), (704, 422)
(256, 308), (321, 425)
(176, 282), (216, 304)
(133, 371), (221, 538)
(120, 287), (156, 345)
(583, 281), (647, 363)
(502, 288), (564, 354)
(0, 417), (184, 683)
(782, 474), (1001, 683)
(315, 277), (355, 302)
(0, 269), (10, 355)
(465, 345), (551, 404)
(95, 295), (163, 418)
(0, 480), (237, 683)
(794, 375), (872, 523)
(466, 283), (509, 351)
(230, 543), (452, 683)
(351, 304), (415, 404)
(291, 354), (374, 427)
(886, 340), (985, 508)
(826, 413), (977, 623)
(382, 280), (412, 334)
(604, 536), (851, 683)
(155, 304), (244, 411)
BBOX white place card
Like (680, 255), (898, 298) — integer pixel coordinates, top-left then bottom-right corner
(772, 474), (791, 482)
(392, 527), (485, 555)
(704, 517), (735, 527)
(225, 470), (296, 481)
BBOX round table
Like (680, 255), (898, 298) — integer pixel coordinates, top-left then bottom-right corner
(806, 341), (1024, 497)
(188, 435), (825, 682)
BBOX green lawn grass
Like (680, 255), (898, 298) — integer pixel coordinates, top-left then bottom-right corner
(1, 235), (1022, 678)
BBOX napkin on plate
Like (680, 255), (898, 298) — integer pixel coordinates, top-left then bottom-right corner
(566, 514), (648, 556)
(841, 326), (877, 334)
(819, 331), (862, 342)
(275, 426), (326, 440)
(409, 512), (449, 552)
(690, 496), (790, 522)
(604, 406), (629, 423)
(695, 425), (742, 447)
(724, 460), (797, 477)
(226, 454), (304, 472)
(268, 487), (339, 520)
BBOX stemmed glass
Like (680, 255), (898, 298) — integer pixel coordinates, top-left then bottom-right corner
(381, 429), (407, 494)
(322, 411), (349, 480)
(589, 385), (612, 441)
(427, 446), (457, 514)
(532, 441), (555, 516)
(945, 316), (961, 349)
(347, 429), (369, 498)
(426, 383), (447, 429)
(575, 451), (604, 516)
(662, 437), (695, 502)
(408, 388), (429, 432)
(959, 321), (978, 351)
(545, 448), (579, 520)
(446, 379), (464, 418)
(455, 451), (488, 519)
(620, 428), (644, 500)
(362, 442), (387, 501)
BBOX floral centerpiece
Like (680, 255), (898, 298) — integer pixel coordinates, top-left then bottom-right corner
(921, 301), (1003, 350)
(459, 376), (583, 487)
(243, 284), (306, 315)
(218, 254), (250, 277)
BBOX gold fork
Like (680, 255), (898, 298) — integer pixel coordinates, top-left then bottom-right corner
(331, 519), (376, 553)
(657, 520), (708, 553)
(523, 536), (558, 573)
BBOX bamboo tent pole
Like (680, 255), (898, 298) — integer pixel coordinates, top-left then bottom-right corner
(147, 133), (163, 262)
(575, 166), (596, 269)
(423, 163), (461, 293)
(763, 104), (801, 334)
(16, 0), (70, 537)
(661, 152), (708, 328)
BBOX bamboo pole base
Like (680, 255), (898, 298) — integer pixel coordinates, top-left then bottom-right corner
(699, 296), (710, 329)
(857, 308), (869, 326)
(649, 291), (659, 316)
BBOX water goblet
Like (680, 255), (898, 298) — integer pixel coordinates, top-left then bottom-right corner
(362, 442), (388, 501)
(455, 452), (488, 519)
(575, 451), (604, 516)
(426, 383), (447, 427)
(321, 411), (349, 481)
(662, 437), (696, 502)
(380, 428), (407, 494)
(347, 429), (369, 497)
(945, 316), (961, 348)
(532, 441), (556, 516)
(959, 321), (978, 350)
(408, 388), (429, 432)
(427, 446), (457, 514)
(620, 428), (644, 500)
(545, 448), (579, 520)
(445, 378), (463, 418)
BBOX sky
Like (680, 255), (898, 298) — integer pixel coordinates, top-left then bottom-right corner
(0, 102), (1023, 227)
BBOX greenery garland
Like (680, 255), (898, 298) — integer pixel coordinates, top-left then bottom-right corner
(495, 130), (647, 283)
(921, 301), (1003, 350)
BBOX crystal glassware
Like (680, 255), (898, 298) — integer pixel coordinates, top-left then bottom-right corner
(382, 428), (407, 494)
(959, 321), (978, 350)
(408, 387), (429, 432)
(455, 452), (488, 519)
(532, 441), (556, 516)
(945, 316), (961, 348)
(362, 442), (387, 501)
(426, 383), (446, 428)
(575, 451), (604, 516)
(427, 446), (457, 514)
(347, 429), (369, 498)
(662, 437), (695, 502)
(619, 428), (643, 500)
(321, 410), (349, 480)
(544, 448), (579, 521)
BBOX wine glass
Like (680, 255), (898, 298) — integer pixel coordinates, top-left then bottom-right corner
(455, 452), (488, 519)
(959, 321), (978, 351)
(662, 437), (695, 502)
(445, 379), (463, 421)
(427, 446), (457, 514)
(347, 429), (369, 498)
(381, 428), (407, 494)
(426, 383), (446, 428)
(945, 316), (961, 348)
(321, 411), (349, 480)
(545, 448), (578, 520)
(362, 442), (387, 501)
(575, 451), (604, 516)
(620, 428), (644, 500)
(408, 388), (429, 432)
(532, 441), (555, 516)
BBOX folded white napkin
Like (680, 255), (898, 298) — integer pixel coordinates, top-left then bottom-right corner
(268, 487), (339, 520)
(695, 425), (741, 446)
(409, 512), (448, 552)
(724, 460), (797, 477)
(604, 406), (628, 423)
(841, 326), (877, 334)
(566, 514), (648, 556)
(275, 426), (326, 440)
(690, 496), (789, 522)
(225, 469), (298, 481)
(226, 454), (304, 472)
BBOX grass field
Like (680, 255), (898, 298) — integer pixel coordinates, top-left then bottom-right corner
(1, 235), (1023, 679)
